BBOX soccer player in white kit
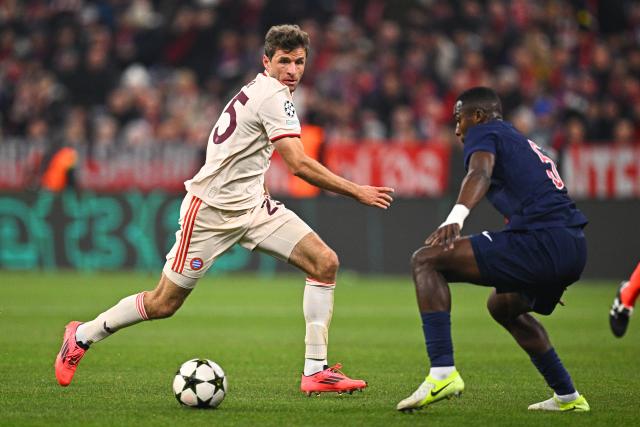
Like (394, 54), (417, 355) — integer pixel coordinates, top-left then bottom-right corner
(55, 24), (394, 395)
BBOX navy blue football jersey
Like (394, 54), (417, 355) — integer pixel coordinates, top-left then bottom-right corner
(463, 120), (588, 230)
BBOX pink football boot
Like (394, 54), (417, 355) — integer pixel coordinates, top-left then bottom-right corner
(54, 321), (88, 386)
(300, 363), (367, 396)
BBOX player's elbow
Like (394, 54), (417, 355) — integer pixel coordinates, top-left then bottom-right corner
(467, 169), (492, 188)
(289, 157), (312, 177)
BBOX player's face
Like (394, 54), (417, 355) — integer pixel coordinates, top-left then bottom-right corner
(454, 101), (474, 143)
(263, 48), (306, 93)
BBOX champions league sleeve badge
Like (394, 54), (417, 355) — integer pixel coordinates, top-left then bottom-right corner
(284, 100), (296, 118)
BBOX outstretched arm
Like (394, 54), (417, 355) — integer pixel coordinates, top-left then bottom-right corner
(273, 136), (394, 209)
(425, 150), (495, 249)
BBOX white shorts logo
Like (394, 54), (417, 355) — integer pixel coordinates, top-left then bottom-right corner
(482, 231), (493, 242)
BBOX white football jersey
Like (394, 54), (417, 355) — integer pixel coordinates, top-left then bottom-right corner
(185, 72), (301, 210)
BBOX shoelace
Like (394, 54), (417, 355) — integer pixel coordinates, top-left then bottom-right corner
(65, 349), (84, 366)
(327, 363), (345, 377)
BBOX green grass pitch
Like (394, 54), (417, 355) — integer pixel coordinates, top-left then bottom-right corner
(1, 271), (638, 426)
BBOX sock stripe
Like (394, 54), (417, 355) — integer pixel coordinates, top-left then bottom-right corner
(306, 277), (336, 287)
(136, 292), (148, 320)
(172, 196), (202, 273)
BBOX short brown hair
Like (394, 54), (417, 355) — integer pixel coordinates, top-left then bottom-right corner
(264, 24), (310, 59)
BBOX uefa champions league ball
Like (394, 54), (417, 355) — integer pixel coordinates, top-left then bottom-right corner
(173, 359), (227, 408)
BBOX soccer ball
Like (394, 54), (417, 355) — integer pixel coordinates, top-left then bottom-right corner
(173, 359), (227, 408)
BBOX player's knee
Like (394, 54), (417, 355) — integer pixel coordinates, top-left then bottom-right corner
(145, 291), (183, 319)
(487, 295), (509, 325)
(155, 301), (181, 319)
(487, 293), (522, 326)
(411, 246), (437, 273)
(314, 248), (339, 283)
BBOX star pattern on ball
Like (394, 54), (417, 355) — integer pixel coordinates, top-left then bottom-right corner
(209, 371), (225, 394)
(178, 360), (207, 394)
(174, 359), (226, 408)
(182, 372), (204, 394)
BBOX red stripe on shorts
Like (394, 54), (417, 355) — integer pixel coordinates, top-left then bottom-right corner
(180, 199), (202, 273)
(172, 196), (200, 272)
(177, 198), (202, 273)
(171, 196), (197, 271)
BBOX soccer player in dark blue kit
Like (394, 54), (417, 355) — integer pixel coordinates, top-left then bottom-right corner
(397, 87), (590, 413)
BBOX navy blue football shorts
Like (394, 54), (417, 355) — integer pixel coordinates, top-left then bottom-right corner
(469, 227), (587, 315)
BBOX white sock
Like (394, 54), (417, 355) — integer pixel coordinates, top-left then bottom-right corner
(303, 277), (335, 362)
(75, 292), (148, 346)
(555, 391), (579, 402)
(303, 358), (327, 376)
(429, 366), (455, 380)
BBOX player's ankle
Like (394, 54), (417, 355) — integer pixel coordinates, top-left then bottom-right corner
(555, 391), (579, 403)
(303, 358), (327, 376)
(75, 340), (90, 350)
(429, 366), (455, 380)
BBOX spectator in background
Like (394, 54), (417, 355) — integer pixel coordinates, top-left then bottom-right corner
(612, 118), (637, 146)
(26, 117), (49, 145)
(93, 115), (118, 147)
(552, 113), (587, 155)
(390, 105), (419, 143)
(529, 97), (556, 150)
(510, 105), (536, 139)
(75, 42), (117, 107)
(588, 98), (619, 142)
(364, 73), (411, 137)
(40, 143), (78, 192)
(64, 107), (88, 147)
(106, 88), (139, 129)
(0, 0), (638, 149)
(122, 119), (153, 147)
(359, 109), (386, 142)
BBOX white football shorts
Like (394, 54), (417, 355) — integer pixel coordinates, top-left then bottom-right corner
(163, 192), (312, 289)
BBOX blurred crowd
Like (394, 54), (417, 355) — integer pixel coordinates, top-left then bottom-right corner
(1, 0), (640, 153)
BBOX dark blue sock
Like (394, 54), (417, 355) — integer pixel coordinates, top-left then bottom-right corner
(530, 348), (576, 395)
(420, 311), (454, 367)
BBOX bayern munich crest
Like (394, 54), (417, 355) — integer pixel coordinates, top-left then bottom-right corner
(190, 258), (203, 271)
(284, 100), (296, 117)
